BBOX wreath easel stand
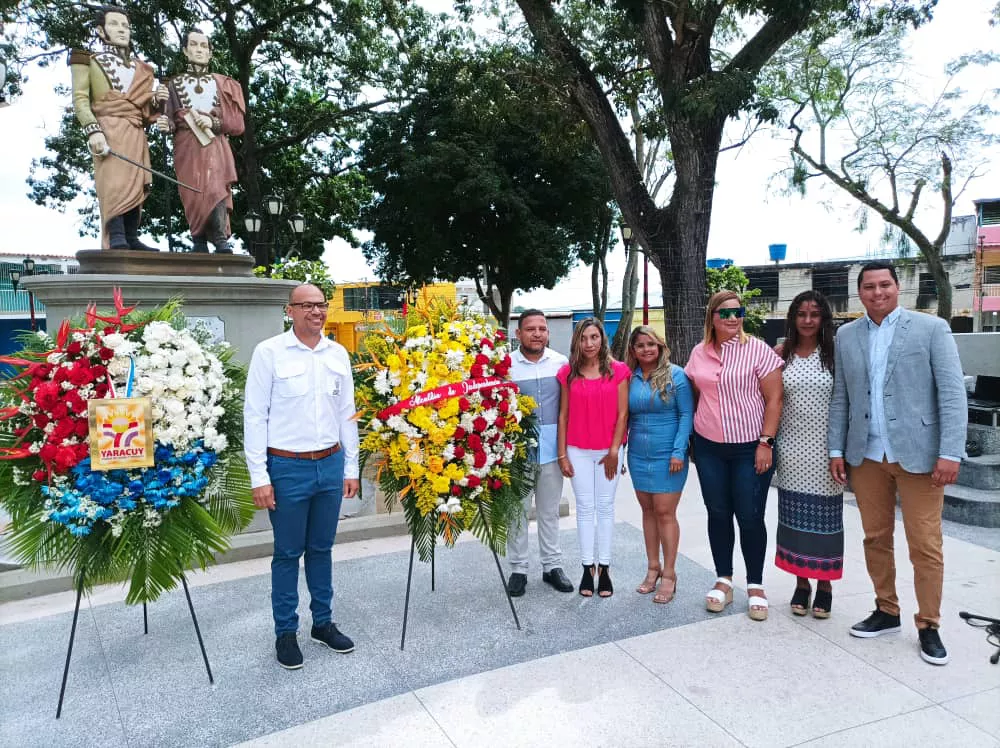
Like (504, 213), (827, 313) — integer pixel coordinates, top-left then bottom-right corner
(56, 564), (214, 718)
(399, 502), (521, 650)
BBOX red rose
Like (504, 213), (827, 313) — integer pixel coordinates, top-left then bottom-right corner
(451, 485), (463, 496)
(51, 420), (74, 441)
(467, 433), (483, 450)
(53, 366), (69, 383)
(75, 443), (89, 460)
(480, 398), (495, 410)
(472, 416), (488, 433)
(66, 341), (83, 355)
(496, 330), (506, 341)
(470, 365), (484, 378)
(51, 403), (69, 420)
(94, 383), (110, 398)
(35, 381), (61, 410)
(474, 353), (489, 366)
(458, 398), (470, 412)
(490, 478), (503, 490)
(453, 426), (466, 439)
(494, 363), (510, 377)
(498, 400), (510, 414)
(74, 419), (89, 437)
(494, 415), (506, 429)
(33, 413), (50, 429)
(28, 363), (52, 380)
(480, 338), (492, 348)
(68, 363), (95, 387)
(98, 347), (114, 360)
(31, 469), (47, 482)
(64, 391), (87, 414)
(473, 451), (487, 468)
(54, 447), (80, 472)
(39, 443), (58, 462)
(453, 445), (466, 459)
(466, 475), (481, 488)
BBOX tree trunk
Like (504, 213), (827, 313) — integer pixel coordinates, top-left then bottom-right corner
(610, 245), (639, 359)
(917, 240), (953, 321)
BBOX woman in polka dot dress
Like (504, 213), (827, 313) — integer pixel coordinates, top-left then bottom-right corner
(774, 290), (843, 618)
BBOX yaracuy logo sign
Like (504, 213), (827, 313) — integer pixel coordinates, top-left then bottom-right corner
(88, 398), (155, 470)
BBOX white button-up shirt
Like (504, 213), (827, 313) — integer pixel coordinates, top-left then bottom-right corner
(863, 306), (900, 463)
(244, 330), (360, 488)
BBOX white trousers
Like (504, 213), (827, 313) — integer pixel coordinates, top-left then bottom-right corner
(568, 446), (623, 566)
(507, 460), (565, 574)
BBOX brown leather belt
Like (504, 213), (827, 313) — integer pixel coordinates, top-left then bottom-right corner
(267, 444), (340, 460)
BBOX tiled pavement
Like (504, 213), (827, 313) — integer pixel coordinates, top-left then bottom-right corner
(2, 467), (998, 747)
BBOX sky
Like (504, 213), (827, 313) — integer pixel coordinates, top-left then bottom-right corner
(0, 0), (997, 312)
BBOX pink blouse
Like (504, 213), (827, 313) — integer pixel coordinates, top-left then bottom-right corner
(684, 337), (782, 443)
(557, 360), (630, 450)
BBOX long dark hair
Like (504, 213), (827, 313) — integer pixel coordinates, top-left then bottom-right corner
(568, 318), (613, 383)
(782, 290), (835, 373)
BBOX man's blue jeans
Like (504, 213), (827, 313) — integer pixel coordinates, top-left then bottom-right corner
(266, 451), (344, 636)
(693, 433), (774, 585)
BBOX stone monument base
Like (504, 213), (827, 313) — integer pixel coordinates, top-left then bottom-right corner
(75, 249), (257, 277)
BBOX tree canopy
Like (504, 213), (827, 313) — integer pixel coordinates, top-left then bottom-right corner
(509, 0), (937, 359)
(359, 44), (614, 325)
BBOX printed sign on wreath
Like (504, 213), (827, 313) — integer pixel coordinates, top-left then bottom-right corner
(87, 398), (155, 470)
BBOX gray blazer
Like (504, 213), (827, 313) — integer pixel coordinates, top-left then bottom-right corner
(828, 308), (967, 474)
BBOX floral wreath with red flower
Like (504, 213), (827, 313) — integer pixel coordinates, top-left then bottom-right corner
(355, 298), (537, 561)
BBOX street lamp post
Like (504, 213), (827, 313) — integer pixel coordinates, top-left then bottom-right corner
(622, 225), (647, 326)
(244, 196), (306, 268)
(9, 256), (37, 331)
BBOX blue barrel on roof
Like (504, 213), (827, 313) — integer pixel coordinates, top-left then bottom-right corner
(706, 258), (732, 269)
(768, 243), (787, 262)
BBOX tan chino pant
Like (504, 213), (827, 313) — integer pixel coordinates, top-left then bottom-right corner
(850, 458), (945, 629)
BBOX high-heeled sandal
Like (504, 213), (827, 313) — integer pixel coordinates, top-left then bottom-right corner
(653, 574), (677, 604)
(579, 564), (595, 597)
(705, 577), (733, 613)
(597, 564), (613, 597)
(747, 583), (769, 621)
(812, 587), (832, 619)
(636, 567), (661, 594)
(790, 585), (811, 617)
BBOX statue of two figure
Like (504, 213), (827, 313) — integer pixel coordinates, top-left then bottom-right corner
(70, 6), (245, 253)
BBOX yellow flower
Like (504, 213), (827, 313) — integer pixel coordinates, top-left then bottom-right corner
(431, 475), (451, 494)
(386, 353), (401, 371)
(427, 455), (444, 474)
(409, 463), (426, 479)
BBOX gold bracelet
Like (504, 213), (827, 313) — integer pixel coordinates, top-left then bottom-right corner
(558, 454), (567, 459)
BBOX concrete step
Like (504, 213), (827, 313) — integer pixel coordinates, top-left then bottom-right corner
(956, 454), (1000, 490)
(943, 483), (1000, 528)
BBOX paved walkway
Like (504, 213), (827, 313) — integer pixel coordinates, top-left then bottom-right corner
(2, 468), (998, 747)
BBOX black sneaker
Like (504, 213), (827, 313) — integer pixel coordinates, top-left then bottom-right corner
(542, 567), (574, 593)
(276, 633), (303, 670)
(850, 609), (902, 638)
(310, 622), (355, 653)
(918, 627), (949, 665)
(507, 572), (527, 597)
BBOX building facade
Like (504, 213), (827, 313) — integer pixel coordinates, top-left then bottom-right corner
(973, 198), (1000, 332)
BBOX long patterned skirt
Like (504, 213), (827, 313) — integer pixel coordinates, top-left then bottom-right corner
(775, 488), (844, 580)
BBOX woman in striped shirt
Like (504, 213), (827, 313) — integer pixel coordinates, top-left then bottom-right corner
(684, 291), (783, 621)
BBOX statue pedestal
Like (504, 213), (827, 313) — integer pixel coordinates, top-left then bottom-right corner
(20, 272), (297, 365)
(75, 249), (256, 277)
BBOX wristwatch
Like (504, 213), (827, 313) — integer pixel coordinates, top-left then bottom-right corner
(758, 435), (775, 448)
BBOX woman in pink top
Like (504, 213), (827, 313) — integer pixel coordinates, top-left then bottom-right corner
(556, 319), (630, 598)
(684, 291), (783, 621)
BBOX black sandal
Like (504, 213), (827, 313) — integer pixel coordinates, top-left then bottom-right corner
(812, 588), (832, 619)
(597, 564), (613, 597)
(790, 586), (811, 616)
(579, 565), (595, 597)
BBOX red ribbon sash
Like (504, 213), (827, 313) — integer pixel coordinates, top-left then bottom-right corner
(377, 376), (519, 420)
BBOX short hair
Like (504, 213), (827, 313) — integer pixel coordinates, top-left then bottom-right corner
(857, 260), (898, 289)
(517, 309), (546, 328)
(95, 6), (129, 29)
(181, 28), (211, 50)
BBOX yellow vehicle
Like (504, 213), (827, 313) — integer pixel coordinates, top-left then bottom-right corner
(324, 281), (459, 352)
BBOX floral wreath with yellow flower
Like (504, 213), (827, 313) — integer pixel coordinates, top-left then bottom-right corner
(356, 300), (537, 561)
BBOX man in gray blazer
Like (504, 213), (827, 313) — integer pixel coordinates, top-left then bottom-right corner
(829, 261), (966, 665)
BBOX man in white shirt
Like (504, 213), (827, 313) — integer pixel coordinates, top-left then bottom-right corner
(506, 310), (573, 596)
(244, 284), (360, 669)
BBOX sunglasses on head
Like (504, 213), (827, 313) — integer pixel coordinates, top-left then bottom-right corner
(715, 307), (746, 320)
